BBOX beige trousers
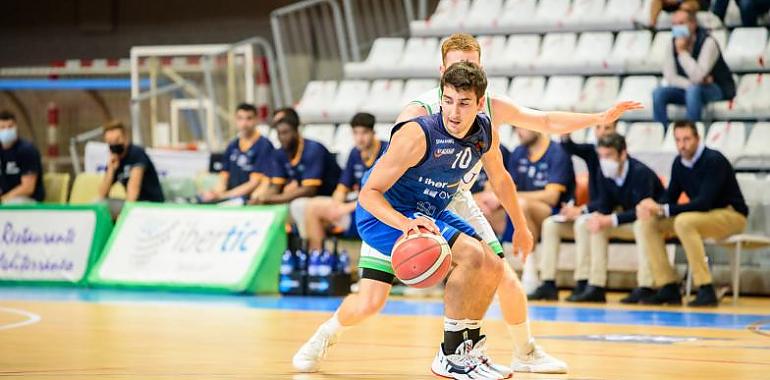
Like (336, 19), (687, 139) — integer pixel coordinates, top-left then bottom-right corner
(634, 208), (747, 287)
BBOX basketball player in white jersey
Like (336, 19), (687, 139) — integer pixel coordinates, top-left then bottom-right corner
(293, 33), (642, 375)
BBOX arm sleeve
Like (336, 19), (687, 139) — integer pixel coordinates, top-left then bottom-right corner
(546, 149), (573, 192)
(17, 145), (42, 176)
(269, 150), (289, 185)
(339, 149), (356, 189)
(252, 142), (273, 176)
(220, 144), (232, 173)
(677, 38), (720, 84)
(299, 145), (324, 187)
(664, 42), (693, 89)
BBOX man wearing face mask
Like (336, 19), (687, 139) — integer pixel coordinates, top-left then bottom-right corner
(97, 120), (164, 203)
(534, 122), (616, 302)
(636, 121), (747, 307)
(652, 9), (735, 128)
(198, 103), (274, 205)
(0, 111), (45, 204)
(565, 133), (665, 302)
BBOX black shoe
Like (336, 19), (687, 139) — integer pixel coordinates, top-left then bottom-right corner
(641, 283), (682, 305)
(620, 287), (656, 304)
(688, 284), (719, 307)
(528, 281), (558, 301)
(569, 285), (607, 303)
(565, 279), (588, 301)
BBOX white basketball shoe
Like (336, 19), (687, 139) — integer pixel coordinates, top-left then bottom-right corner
(431, 340), (506, 379)
(292, 321), (340, 373)
(510, 342), (568, 374)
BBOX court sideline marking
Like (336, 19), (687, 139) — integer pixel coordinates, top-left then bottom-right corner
(0, 306), (41, 331)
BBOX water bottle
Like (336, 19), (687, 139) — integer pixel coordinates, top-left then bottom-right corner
(318, 249), (333, 277)
(308, 250), (321, 276)
(280, 249), (295, 275)
(337, 249), (351, 274)
(296, 249), (308, 273)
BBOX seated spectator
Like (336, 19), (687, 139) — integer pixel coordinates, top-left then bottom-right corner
(637, 0), (704, 29)
(97, 120), (164, 204)
(652, 10), (736, 128)
(0, 110), (44, 204)
(299, 113), (386, 251)
(636, 121), (748, 307)
(251, 115), (341, 227)
(712, 0), (770, 26)
(534, 121), (619, 301)
(198, 103), (274, 205)
(477, 127), (574, 267)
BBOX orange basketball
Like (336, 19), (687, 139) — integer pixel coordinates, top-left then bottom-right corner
(391, 230), (452, 288)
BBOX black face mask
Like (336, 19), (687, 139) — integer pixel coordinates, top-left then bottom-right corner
(109, 143), (126, 155)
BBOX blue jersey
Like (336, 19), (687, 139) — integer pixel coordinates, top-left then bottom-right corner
(360, 112), (493, 219)
(270, 138), (341, 196)
(507, 140), (575, 206)
(339, 140), (387, 192)
(221, 135), (275, 190)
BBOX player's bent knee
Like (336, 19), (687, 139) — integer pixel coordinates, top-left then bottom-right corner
(451, 234), (485, 269)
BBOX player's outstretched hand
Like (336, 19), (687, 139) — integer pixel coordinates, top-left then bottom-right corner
(403, 216), (440, 236)
(512, 226), (534, 262)
(600, 101), (644, 124)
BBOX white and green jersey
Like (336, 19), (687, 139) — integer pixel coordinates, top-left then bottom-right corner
(409, 87), (494, 193)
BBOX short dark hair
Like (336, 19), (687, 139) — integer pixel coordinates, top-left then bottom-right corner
(102, 120), (126, 134)
(440, 61), (487, 100)
(236, 103), (258, 114)
(272, 117), (299, 131)
(350, 112), (375, 130)
(597, 132), (627, 154)
(0, 110), (16, 122)
(673, 120), (699, 137)
(273, 107), (300, 127)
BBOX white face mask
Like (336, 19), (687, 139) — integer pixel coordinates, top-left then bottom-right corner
(0, 127), (17, 146)
(599, 158), (620, 179)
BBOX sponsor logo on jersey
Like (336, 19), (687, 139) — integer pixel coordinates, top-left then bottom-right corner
(435, 138), (454, 145)
(433, 147), (455, 158)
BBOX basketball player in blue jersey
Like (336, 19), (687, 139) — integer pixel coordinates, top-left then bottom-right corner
(295, 62), (529, 379)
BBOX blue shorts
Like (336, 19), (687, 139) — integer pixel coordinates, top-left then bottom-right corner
(355, 204), (479, 275)
(502, 206), (560, 242)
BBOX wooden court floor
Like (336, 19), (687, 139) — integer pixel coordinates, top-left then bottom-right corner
(1, 290), (769, 380)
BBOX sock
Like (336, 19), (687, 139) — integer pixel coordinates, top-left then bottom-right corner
(507, 320), (534, 355)
(322, 311), (348, 335)
(463, 319), (482, 344)
(443, 318), (468, 355)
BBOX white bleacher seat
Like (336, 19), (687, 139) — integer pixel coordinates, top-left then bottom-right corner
(616, 76), (659, 120)
(764, 39), (770, 70)
(409, 0), (470, 37)
(487, 77), (510, 96)
(597, 0), (641, 31)
(584, 120), (627, 144)
(724, 0), (743, 27)
(508, 76), (546, 109)
(497, 0), (539, 33)
(256, 124), (280, 149)
(466, 0), (506, 34)
(575, 76), (620, 113)
(626, 122), (664, 152)
(568, 32), (614, 74)
(540, 76), (584, 111)
(713, 74), (770, 119)
(562, 0), (607, 31)
(744, 122), (770, 156)
(296, 81), (338, 123)
(606, 30), (652, 74)
(344, 38), (405, 79)
(499, 124), (519, 150)
(328, 80), (370, 123)
(532, 33), (577, 75)
(522, 0), (572, 32)
(401, 79), (439, 105)
(333, 124), (354, 168)
(394, 38), (439, 78)
(635, 31), (671, 73)
(569, 129), (587, 143)
(478, 35), (507, 67)
(359, 79), (404, 123)
(302, 124), (337, 152)
(662, 122), (705, 152)
(374, 123), (392, 142)
(705, 121), (746, 159)
(724, 28), (769, 72)
(487, 34), (540, 76)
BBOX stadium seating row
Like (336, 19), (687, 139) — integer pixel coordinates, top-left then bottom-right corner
(344, 28), (769, 79)
(296, 74), (770, 124)
(407, 0), (764, 36)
